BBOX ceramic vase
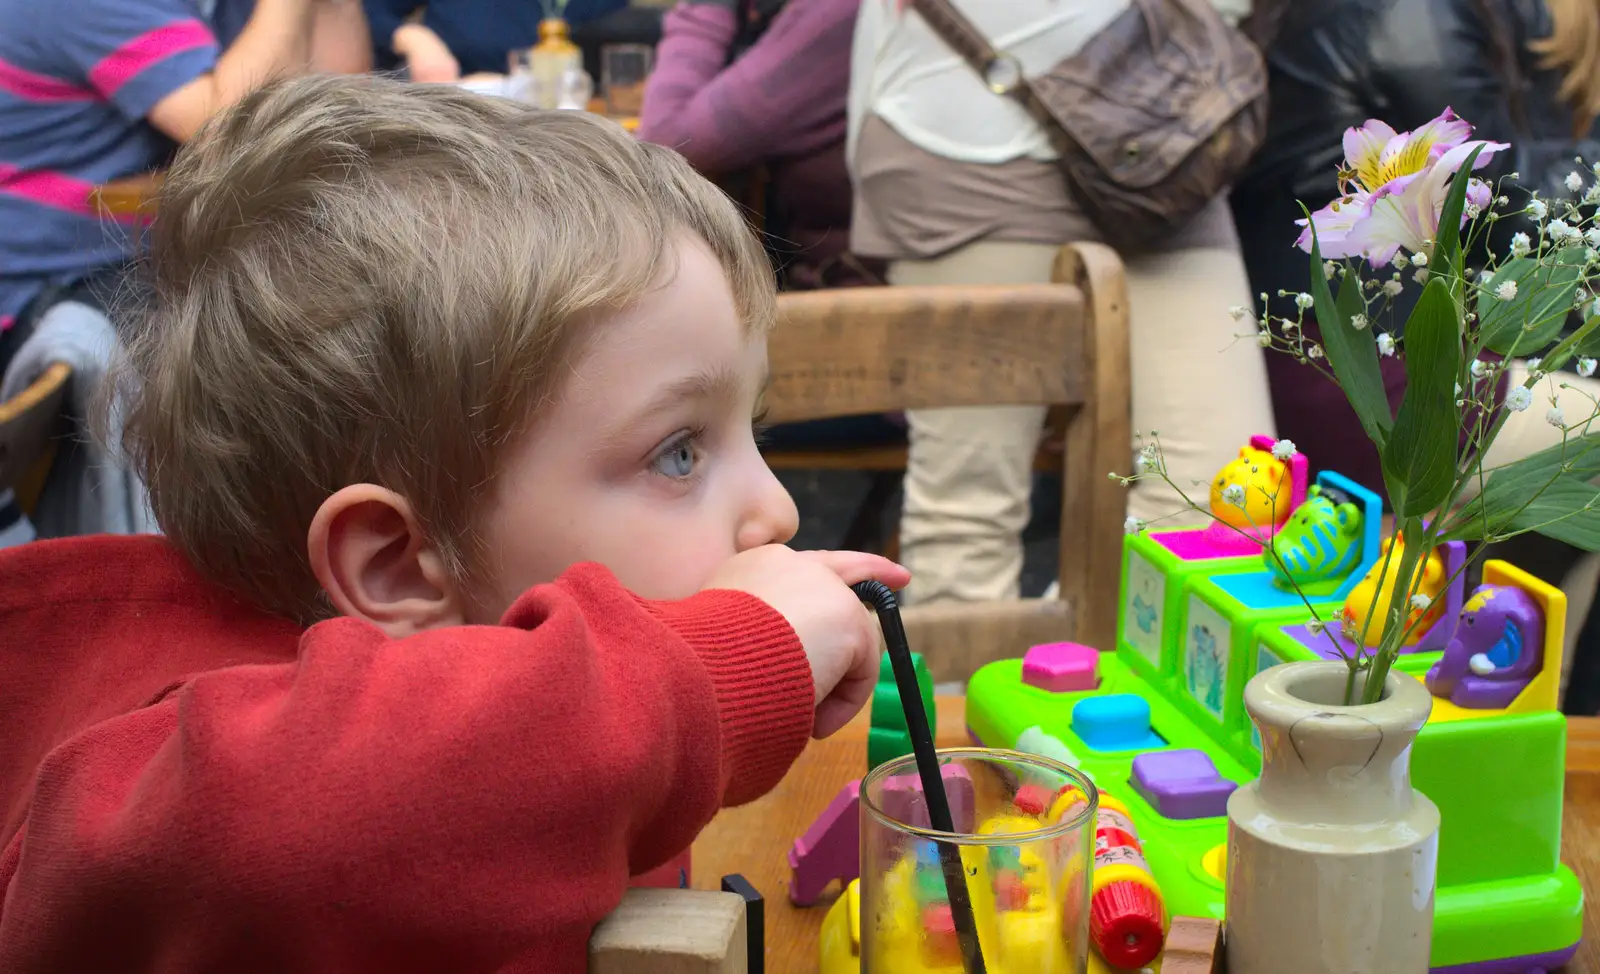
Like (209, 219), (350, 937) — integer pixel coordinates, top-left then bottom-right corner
(1225, 661), (1440, 974)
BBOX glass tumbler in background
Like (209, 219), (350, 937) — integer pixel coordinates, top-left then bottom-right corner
(601, 43), (653, 116)
(506, 48), (537, 104)
(860, 748), (1097, 974)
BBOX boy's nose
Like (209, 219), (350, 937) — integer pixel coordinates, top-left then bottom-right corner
(736, 465), (799, 551)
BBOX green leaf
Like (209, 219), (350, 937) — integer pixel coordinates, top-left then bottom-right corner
(1575, 316), (1600, 359)
(1431, 144), (1481, 296)
(1445, 433), (1600, 541)
(1454, 474), (1600, 551)
(1303, 210), (1392, 448)
(1477, 247), (1585, 357)
(1382, 277), (1461, 517)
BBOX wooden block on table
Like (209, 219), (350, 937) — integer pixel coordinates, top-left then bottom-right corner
(588, 888), (748, 974)
(1161, 916), (1223, 974)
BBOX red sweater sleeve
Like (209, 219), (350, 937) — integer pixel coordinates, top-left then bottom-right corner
(0, 563), (813, 974)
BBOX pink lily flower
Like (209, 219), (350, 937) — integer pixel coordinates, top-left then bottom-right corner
(1296, 108), (1507, 266)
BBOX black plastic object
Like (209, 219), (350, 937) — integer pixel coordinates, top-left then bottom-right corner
(720, 874), (765, 974)
(851, 580), (986, 974)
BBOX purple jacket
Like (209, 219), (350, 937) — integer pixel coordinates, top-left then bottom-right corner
(639, 0), (880, 289)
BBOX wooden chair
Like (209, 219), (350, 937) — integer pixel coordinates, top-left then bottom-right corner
(762, 243), (1133, 682)
(0, 362), (72, 514)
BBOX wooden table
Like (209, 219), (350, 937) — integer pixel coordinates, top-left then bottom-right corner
(691, 697), (1600, 974)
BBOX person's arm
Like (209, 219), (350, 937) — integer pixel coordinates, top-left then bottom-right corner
(144, 0), (318, 142)
(0, 563), (814, 972)
(637, 0), (857, 175)
(390, 21), (461, 82)
(310, 0), (374, 74)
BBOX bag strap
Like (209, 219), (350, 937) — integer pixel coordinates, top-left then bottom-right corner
(904, 0), (1066, 142)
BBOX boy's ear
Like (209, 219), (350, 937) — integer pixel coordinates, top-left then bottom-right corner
(308, 484), (467, 637)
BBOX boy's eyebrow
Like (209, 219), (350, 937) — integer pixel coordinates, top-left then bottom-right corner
(614, 364), (747, 436)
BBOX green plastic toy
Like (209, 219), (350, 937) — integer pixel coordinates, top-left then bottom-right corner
(868, 651), (934, 772)
(965, 467), (1584, 972)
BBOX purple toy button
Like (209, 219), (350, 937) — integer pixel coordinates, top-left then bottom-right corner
(1130, 749), (1237, 820)
(1022, 642), (1099, 693)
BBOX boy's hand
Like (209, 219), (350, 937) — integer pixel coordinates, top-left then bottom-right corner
(705, 546), (910, 739)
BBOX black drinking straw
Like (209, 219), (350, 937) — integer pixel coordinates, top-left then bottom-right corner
(852, 580), (987, 974)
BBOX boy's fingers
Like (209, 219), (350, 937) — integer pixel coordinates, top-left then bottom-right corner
(799, 550), (912, 590)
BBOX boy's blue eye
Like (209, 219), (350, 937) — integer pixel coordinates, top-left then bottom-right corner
(653, 436), (698, 479)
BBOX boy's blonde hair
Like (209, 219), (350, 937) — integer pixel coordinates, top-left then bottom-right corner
(119, 74), (775, 622)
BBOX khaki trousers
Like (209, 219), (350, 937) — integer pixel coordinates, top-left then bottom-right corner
(889, 237), (1273, 605)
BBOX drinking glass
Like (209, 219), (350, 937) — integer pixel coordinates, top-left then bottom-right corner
(601, 43), (653, 116)
(860, 748), (1097, 973)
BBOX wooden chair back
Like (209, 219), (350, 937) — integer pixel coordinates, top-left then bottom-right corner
(764, 243), (1132, 680)
(0, 363), (71, 512)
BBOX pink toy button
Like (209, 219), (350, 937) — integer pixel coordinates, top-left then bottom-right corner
(1022, 642), (1099, 693)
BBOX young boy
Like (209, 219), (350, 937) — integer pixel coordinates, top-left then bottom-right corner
(0, 75), (908, 973)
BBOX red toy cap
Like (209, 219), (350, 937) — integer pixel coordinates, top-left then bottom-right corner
(1089, 880), (1165, 969)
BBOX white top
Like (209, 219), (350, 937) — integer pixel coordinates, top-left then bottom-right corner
(847, 0), (1131, 168)
(846, 0), (1253, 168)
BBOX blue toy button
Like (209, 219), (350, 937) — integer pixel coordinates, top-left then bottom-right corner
(1072, 694), (1166, 752)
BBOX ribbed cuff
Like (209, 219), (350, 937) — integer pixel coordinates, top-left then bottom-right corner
(643, 589), (813, 806)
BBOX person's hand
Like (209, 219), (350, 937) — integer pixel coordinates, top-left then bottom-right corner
(704, 546), (910, 738)
(392, 23), (460, 83)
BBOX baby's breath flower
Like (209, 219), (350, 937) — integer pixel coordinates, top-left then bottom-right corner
(1567, 171), (1585, 192)
(1377, 333), (1396, 357)
(1506, 386), (1533, 411)
(1306, 619), (1326, 636)
(1579, 357), (1597, 378)
(1586, 228), (1600, 249)
(1510, 232), (1532, 257)
(1307, 343), (1324, 359)
(1496, 279), (1519, 301)
(1257, 331), (1272, 347)
(1393, 252), (1410, 269)
(1527, 357), (1542, 373)
(1324, 261), (1338, 280)
(1471, 359), (1488, 379)
(1350, 312), (1369, 330)
(1221, 484), (1246, 508)
(1124, 516), (1146, 535)
(1410, 594), (1432, 611)
(1547, 218), (1578, 243)
(1229, 304), (1250, 321)
(1294, 292), (1314, 310)
(1271, 439), (1298, 461)
(1527, 198), (1548, 220)
(1478, 268), (1496, 284)
(1410, 251), (1429, 268)
(1413, 269), (1430, 284)
(1383, 279), (1404, 297)
(1282, 317), (1299, 332)
(1547, 405), (1566, 428)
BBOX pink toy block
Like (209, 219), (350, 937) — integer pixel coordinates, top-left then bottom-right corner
(1021, 642), (1099, 692)
(787, 779), (861, 906)
(787, 766), (976, 907)
(879, 764), (975, 834)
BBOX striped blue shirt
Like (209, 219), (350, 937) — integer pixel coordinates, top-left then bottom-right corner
(0, 0), (221, 330)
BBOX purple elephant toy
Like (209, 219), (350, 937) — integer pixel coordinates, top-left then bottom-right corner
(1425, 584), (1545, 709)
